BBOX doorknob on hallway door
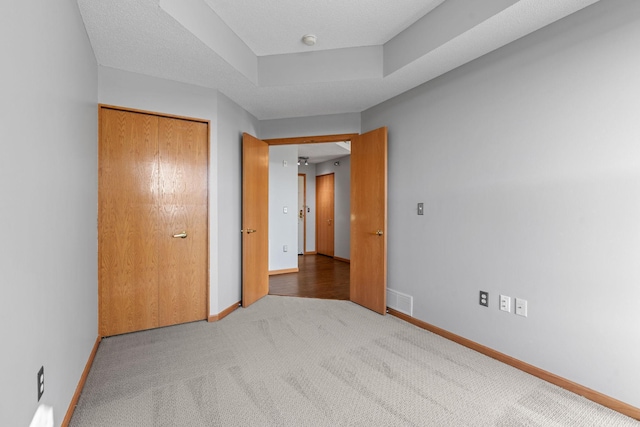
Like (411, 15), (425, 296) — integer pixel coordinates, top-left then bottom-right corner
(374, 230), (383, 236)
(241, 229), (257, 234)
(172, 231), (188, 238)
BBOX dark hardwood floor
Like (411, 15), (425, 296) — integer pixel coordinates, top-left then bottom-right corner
(269, 254), (350, 300)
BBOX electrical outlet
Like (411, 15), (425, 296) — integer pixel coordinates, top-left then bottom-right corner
(499, 295), (511, 312)
(37, 366), (44, 401)
(515, 298), (528, 317)
(479, 291), (489, 307)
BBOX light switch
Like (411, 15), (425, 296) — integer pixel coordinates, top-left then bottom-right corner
(283, 206), (288, 214)
(515, 298), (528, 317)
(417, 203), (424, 215)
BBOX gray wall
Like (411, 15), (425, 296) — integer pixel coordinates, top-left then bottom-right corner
(316, 156), (351, 260)
(362, 0), (640, 408)
(0, 1), (98, 425)
(268, 146), (299, 271)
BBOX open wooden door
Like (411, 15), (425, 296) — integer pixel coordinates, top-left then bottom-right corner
(242, 133), (269, 307)
(350, 127), (388, 314)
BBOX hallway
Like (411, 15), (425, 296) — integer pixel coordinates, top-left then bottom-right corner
(269, 254), (349, 300)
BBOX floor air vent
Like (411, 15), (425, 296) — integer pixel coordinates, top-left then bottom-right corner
(387, 288), (413, 316)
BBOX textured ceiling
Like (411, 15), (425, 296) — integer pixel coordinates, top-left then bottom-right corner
(77, 0), (601, 120)
(203, 0), (446, 56)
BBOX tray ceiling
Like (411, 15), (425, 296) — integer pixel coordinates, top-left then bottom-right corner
(77, 0), (601, 120)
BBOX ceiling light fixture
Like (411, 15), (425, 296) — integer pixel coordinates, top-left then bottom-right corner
(301, 34), (316, 46)
(298, 156), (309, 166)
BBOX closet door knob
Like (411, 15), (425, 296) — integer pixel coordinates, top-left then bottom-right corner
(172, 232), (188, 239)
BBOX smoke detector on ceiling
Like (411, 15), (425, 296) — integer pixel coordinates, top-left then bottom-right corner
(301, 34), (317, 46)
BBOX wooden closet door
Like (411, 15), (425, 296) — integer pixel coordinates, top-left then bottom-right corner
(157, 117), (208, 326)
(99, 109), (160, 336)
(99, 107), (208, 337)
(316, 173), (335, 257)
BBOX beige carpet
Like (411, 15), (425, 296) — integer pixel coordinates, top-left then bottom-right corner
(70, 296), (638, 426)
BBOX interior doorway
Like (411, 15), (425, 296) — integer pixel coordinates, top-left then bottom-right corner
(242, 129), (387, 313)
(271, 146), (348, 301)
